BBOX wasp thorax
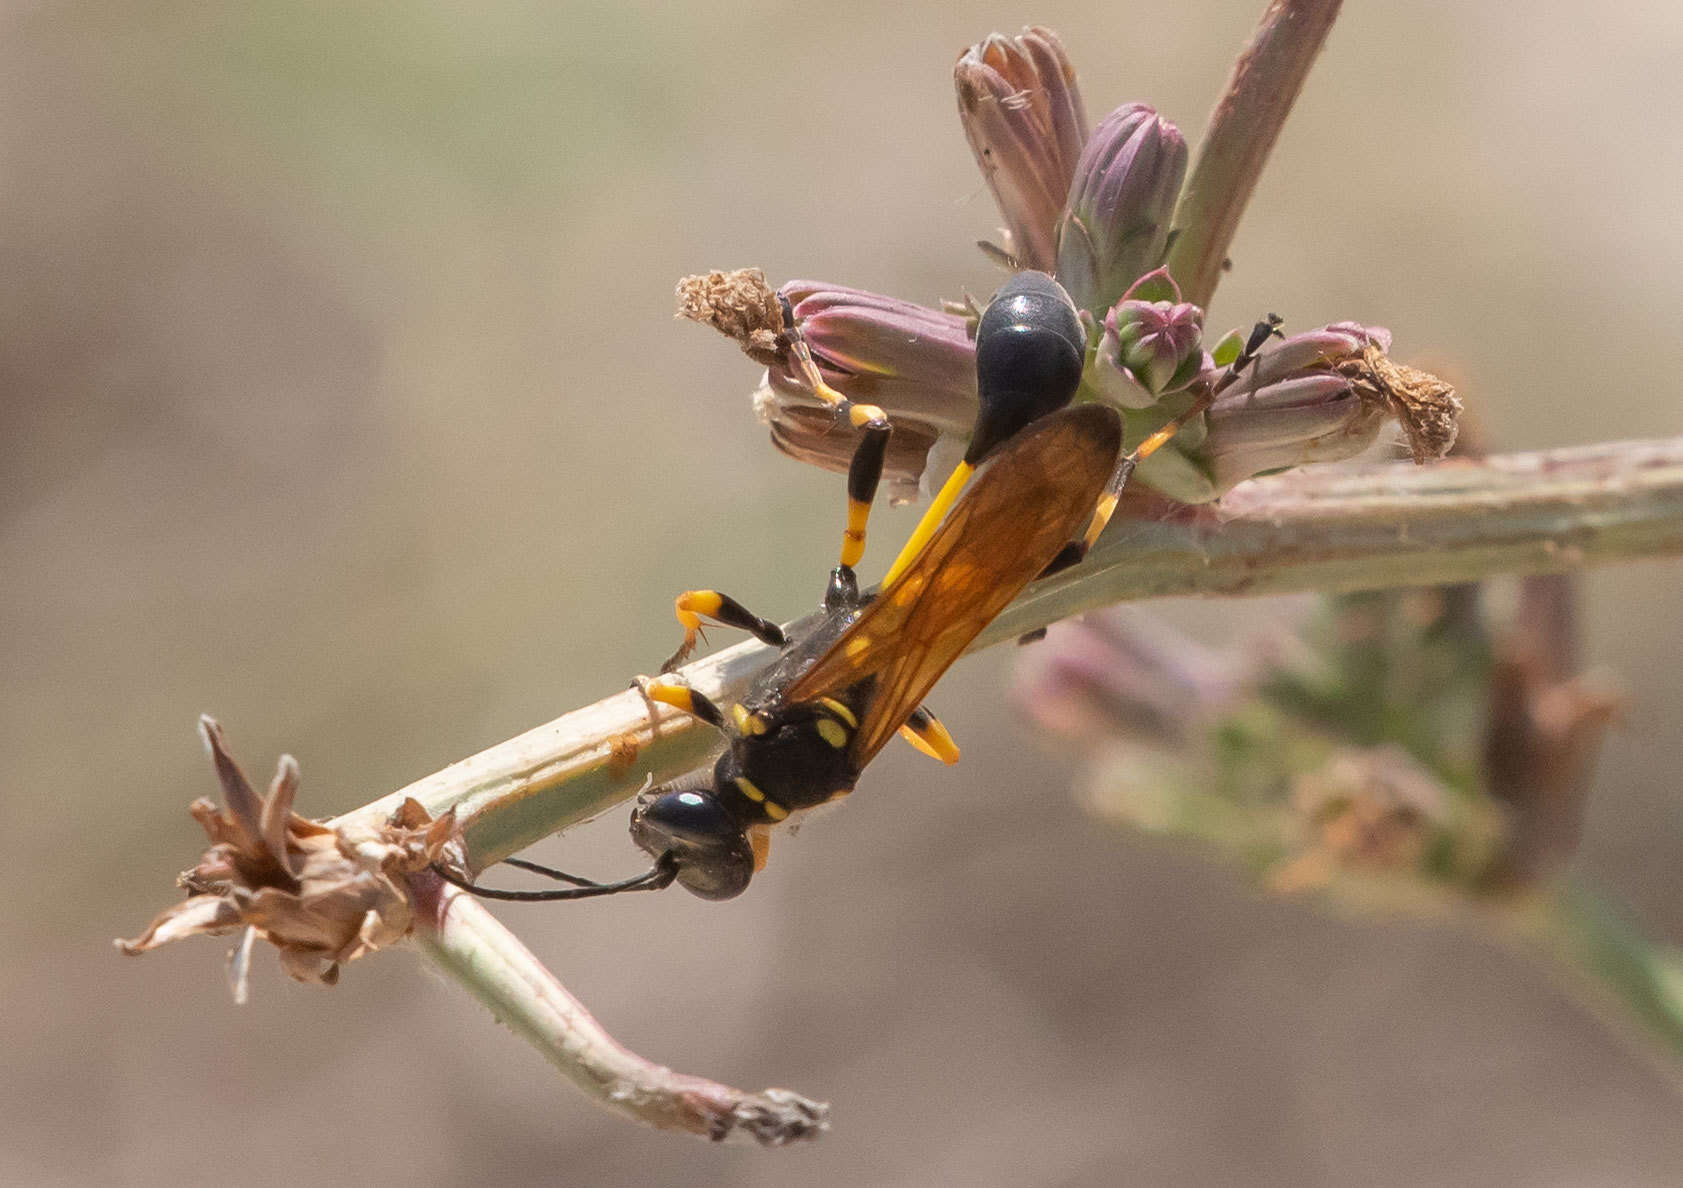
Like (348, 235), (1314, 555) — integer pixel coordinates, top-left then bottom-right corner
(629, 788), (755, 900)
(969, 271), (1086, 462)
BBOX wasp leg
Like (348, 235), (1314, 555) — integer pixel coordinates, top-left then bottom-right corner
(641, 677), (732, 734)
(782, 299), (893, 579)
(899, 704), (960, 765)
(748, 823), (773, 872)
(662, 589), (787, 672)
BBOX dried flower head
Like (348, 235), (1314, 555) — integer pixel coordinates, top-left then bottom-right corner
(117, 718), (454, 997)
(675, 268), (787, 365)
(1349, 342), (1462, 463)
(1277, 744), (1450, 887)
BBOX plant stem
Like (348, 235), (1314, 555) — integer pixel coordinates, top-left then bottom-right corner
(337, 435), (1683, 867)
(408, 871), (828, 1144)
(1504, 879), (1683, 1086)
(1165, 0), (1344, 308)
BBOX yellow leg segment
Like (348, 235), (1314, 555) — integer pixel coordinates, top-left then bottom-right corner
(749, 825), (773, 872)
(882, 460), (973, 588)
(670, 590), (724, 665)
(662, 589), (786, 672)
(900, 707), (960, 765)
(787, 315), (891, 573)
(643, 679), (698, 716)
(1066, 388), (1221, 563)
(841, 497), (871, 570)
(1080, 492), (1120, 552)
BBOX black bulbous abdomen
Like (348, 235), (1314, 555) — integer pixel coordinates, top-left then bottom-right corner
(969, 271), (1086, 462)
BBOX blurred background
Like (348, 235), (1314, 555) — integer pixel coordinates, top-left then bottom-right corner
(6, 1), (1683, 1183)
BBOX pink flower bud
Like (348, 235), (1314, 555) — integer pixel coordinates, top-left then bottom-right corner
(954, 28), (1089, 273)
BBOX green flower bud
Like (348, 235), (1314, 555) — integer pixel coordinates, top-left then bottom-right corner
(1102, 267), (1205, 397)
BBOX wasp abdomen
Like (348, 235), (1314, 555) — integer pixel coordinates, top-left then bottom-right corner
(969, 271), (1086, 463)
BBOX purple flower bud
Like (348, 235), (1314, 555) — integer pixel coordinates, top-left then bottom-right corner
(1056, 104), (1187, 316)
(759, 281), (980, 500)
(1199, 322), (1396, 494)
(954, 27), (1089, 274)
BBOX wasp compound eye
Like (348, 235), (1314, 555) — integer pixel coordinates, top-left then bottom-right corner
(630, 789), (755, 900)
(969, 271), (1086, 463)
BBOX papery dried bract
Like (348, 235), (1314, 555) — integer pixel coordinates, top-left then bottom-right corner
(117, 718), (454, 993)
(954, 27), (1089, 273)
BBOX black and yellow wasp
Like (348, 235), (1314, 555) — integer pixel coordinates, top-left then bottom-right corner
(433, 272), (1280, 902)
(434, 398), (1120, 902)
(623, 400), (1121, 898)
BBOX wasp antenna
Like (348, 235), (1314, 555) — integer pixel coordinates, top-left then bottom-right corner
(431, 853), (678, 903)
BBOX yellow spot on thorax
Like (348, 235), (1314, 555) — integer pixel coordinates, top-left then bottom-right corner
(815, 697), (858, 728)
(730, 703), (768, 735)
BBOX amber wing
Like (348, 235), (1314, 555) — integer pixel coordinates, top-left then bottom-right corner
(784, 403), (1123, 766)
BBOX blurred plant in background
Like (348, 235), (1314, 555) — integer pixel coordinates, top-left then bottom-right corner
(1014, 495), (1683, 1065)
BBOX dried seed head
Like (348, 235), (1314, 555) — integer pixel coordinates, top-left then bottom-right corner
(117, 718), (454, 995)
(1347, 343), (1462, 463)
(675, 268), (787, 365)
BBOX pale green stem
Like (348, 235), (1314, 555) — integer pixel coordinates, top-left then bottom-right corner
(1165, 0), (1344, 308)
(1498, 880), (1683, 1087)
(407, 872), (827, 1144)
(338, 435), (1683, 870)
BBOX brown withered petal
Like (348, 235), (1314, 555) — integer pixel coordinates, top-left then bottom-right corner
(674, 269), (786, 365)
(261, 754), (302, 879)
(116, 719), (455, 994)
(1349, 343), (1462, 463)
(202, 716), (266, 856)
(116, 894), (244, 955)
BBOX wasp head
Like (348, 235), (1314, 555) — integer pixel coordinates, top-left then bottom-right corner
(629, 784), (755, 900)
